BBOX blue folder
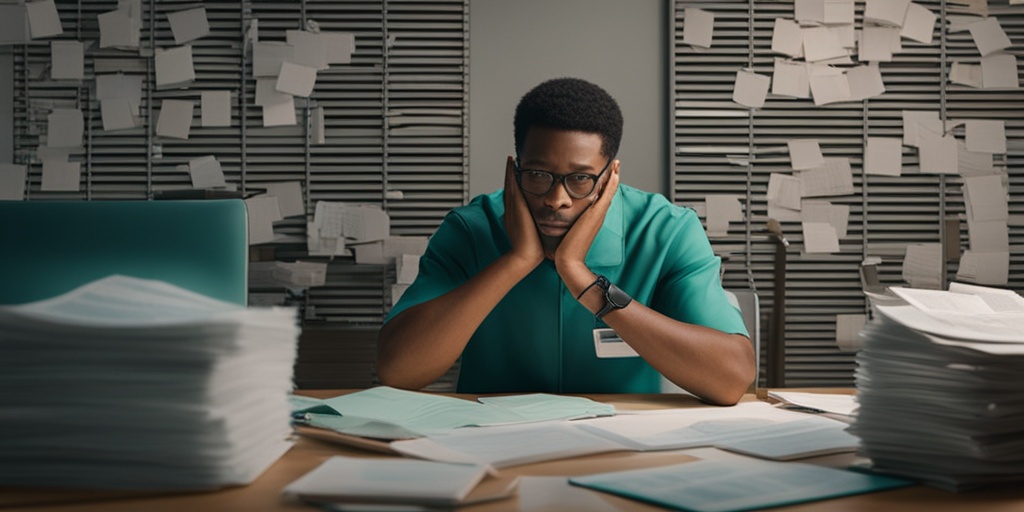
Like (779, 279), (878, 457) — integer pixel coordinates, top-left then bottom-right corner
(0, 200), (248, 305)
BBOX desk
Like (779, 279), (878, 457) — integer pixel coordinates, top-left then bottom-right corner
(3, 391), (1023, 512)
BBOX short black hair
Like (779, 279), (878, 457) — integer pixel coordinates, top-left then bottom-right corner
(513, 78), (623, 160)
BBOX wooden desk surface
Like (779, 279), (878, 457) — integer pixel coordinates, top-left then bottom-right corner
(3, 390), (1023, 512)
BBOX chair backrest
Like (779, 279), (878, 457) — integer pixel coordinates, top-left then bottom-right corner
(0, 200), (248, 305)
(661, 288), (760, 393)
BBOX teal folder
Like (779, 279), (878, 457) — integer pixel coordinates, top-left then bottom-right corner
(0, 200), (248, 305)
(570, 459), (913, 512)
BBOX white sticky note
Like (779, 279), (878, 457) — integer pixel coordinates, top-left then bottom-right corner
(863, 0), (910, 27)
(772, 18), (803, 58)
(958, 141), (995, 176)
(201, 90), (232, 127)
(167, 7), (209, 45)
(846, 64), (885, 101)
(901, 2), (936, 45)
(262, 181), (306, 218)
(253, 42), (294, 78)
(263, 98), (296, 127)
(835, 314), (867, 351)
(823, 0), (854, 25)
(26, 0), (63, 39)
(772, 58), (809, 98)
(286, 29), (328, 70)
(808, 65), (850, 105)
(188, 155), (226, 188)
(98, 8), (136, 48)
(100, 98), (137, 131)
(950, 61), (983, 88)
(41, 159), (80, 191)
(788, 140), (824, 171)
(981, 54), (1019, 89)
(683, 8), (714, 49)
(155, 45), (195, 88)
(768, 173), (802, 210)
(0, 4), (29, 44)
(802, 200), (849, 238)
(802, 26), (846, 63)
(155, 99), (194, 139)
(50, 41), (84, 80)
(964, 175), (1008, 222)
(46, 109), (83, 148)
(918, 133), (959, 174)
(965, 120), (1006, 154)
(255, 78), (290, 107)
(859, 25), (896, 62)
(902, 110), (941, 147)
(245, 195), (281, 245)
(957, 250), (1009, 286)
(802, 222), (840, 253)
(798, 157), (854, 197)
(865, 137), (902, 176)
(276, 61), (317, 98)
(794, 0), (824, 24)
(732, 70), (770, 109)
(324, 32), (355, 64)
(968, 17), (1012, 57)
(0, 164), (28, 200)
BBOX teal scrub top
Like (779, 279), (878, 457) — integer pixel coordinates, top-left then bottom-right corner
(384, 184), (748, 394)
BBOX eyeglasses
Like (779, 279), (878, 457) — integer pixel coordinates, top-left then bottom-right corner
(513, 156), (613, 199)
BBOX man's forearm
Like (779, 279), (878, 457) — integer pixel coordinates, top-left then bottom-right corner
(376, 253), (539, 389)
(576, 286), (754, 405)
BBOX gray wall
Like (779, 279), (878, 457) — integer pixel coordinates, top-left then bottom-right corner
(467, 0), (668, 198)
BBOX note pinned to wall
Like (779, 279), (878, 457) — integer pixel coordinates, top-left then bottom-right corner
(902, 243), (942, 289)
(794, 0), (824, 25)
(260, 181), (306, 218)
(968, 17), (1011, 57)
(799, 157), (854, 198)
(46, 109), (83, 148)
(957, 141), (995, 177)
(705, 194), (744, 237)
(823, 0), (855, 25)
(863, 0), (910, 27)
(802, 26), (847, 63)
(245, 195), (283, 245)
(768, 173), (802, 211)
(802, 222), (840, 254)
(50, 41), (84, 80)
(100, 98), (136, 132)
(0, 4), (29, 45)
(835, 314), (867, 351)
(0, 164), (28, 200)
(803, 200), (850, 239)
(772, 59), (809, 98)
(964, 175), (1009, 223)
(41, 160), (80, 192)
(981, 54), (1019, 89)
(732, 70), (770, 108)
(201, 91), (232, 128)
(901, 110), (941, 148)
(98, 7), (137, 49)
(771, 18), (803, 58)
(917, 132), (959, 174)
(949, 61), (983, 88)
(682, 8), (714, 49)
(188, 155), (227, 189)
(964, 120), (1006, 154)
(286, 29), (328, 70)
(253, 42), (294, 78)
(167, 7), (210, 45)
(26, 0), (63, 39)
(155, 99), (194, 139)
(787, 140), (824, 171)
(900, 2), (936, 45)
(957, 250), (1009, 286)
(808, 65), (850, 106)
(864, 137), (902, 177)
(324, 32), (356, 64)
(276, 61), (317, 98)
(846, 64), (885, 101)
(155, 45), (196, 89)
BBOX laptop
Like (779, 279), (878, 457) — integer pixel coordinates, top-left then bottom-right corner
(0, 200), (249, 305)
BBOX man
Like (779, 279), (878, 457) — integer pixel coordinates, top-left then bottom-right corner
(377, 78), (753, 405)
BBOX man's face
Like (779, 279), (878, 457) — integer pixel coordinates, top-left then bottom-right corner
(515, 126), (611, 255)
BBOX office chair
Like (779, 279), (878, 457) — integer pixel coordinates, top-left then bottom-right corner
(660, 289), (760, 393)
(0, 200), (249, 305)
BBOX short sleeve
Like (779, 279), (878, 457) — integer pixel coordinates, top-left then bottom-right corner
(383, 211), (476, 323)
(650, 212), (748, 337)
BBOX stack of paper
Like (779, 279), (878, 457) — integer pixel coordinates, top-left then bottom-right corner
(851, 283), (1024, 491)
(0, 275), (300, 489)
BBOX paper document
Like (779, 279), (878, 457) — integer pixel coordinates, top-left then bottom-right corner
(683, 8), (714, 49)
(282, 456), (512, 507)
(768, 391), (858, 416)
(569, 459), (912, 512)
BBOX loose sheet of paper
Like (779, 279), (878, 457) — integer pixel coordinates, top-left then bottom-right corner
(683, 8), (714, 49)
(787, 140), (824, 171)
(167, 7), (209, 45)
(155, 45), (195, 88)
(865, 137), (902, 176)
(50, 41), (84, 80)
(0, 164), (28, 200)
(201, 91), (232, 128)
(156, 99), (194, 139)
(732, 70), (770, 108)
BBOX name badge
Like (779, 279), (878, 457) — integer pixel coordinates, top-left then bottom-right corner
(593, 328), (639, 358)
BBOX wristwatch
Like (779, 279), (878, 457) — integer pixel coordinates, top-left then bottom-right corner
(594, 275), (633, 319)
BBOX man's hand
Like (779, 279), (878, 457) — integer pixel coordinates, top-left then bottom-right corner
(502, 156), (545, 269)
(555, 162), (620, 291)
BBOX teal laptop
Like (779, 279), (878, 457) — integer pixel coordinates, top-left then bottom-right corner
(0, 200), (248, 305)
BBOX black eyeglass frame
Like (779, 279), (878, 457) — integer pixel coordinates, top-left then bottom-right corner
(513, 155), (615, 199)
